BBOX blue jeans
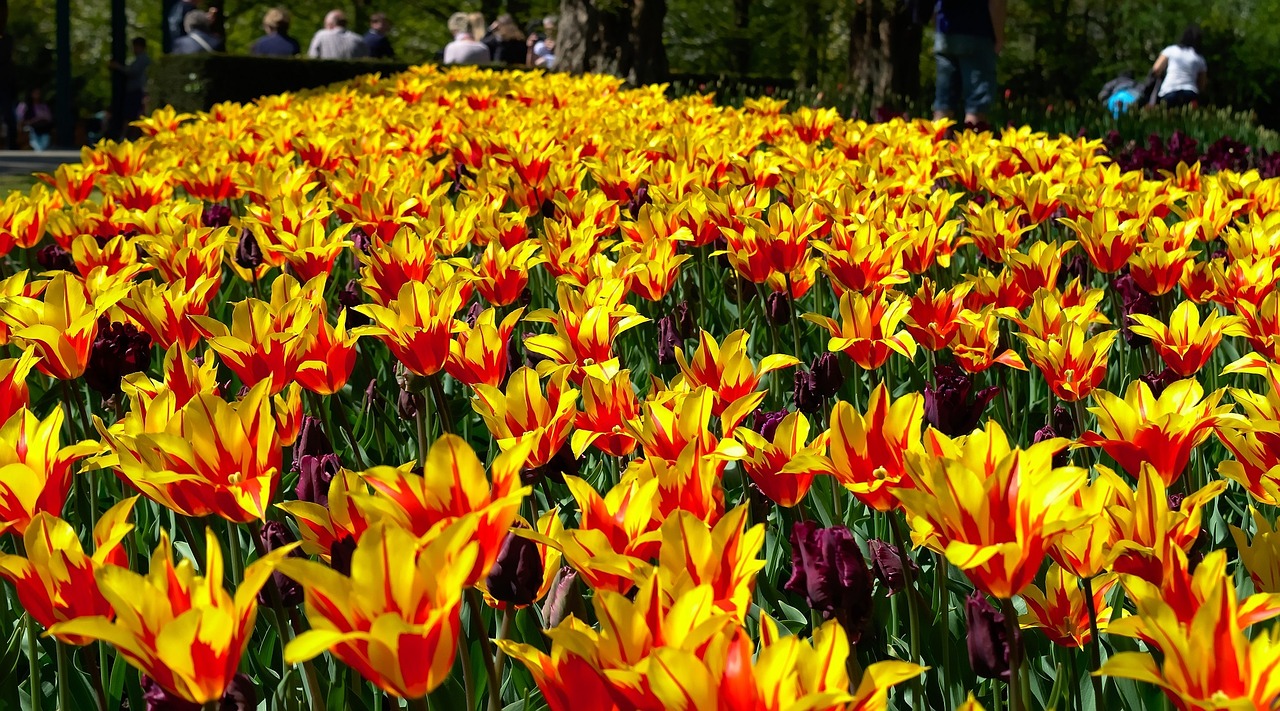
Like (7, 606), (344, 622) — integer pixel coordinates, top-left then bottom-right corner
(25, 127), (51, 151)
(934, 33), (998, 117)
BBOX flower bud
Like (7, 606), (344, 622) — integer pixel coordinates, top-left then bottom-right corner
(294, 453), (341, 507)
(234, 231), (264, 271)
(541, 566), (579, 629)
(924, 365), (999, 436)
(256, 521), (304, 607)
(329, 535), (357, 577)
(1139, 367), (1180, 398)
(485, 531), (544, 606)
(292, 416), (331, 469)
(784, 521), (874, 642)
(867, 539), (918, 595)
(766, 291), (791, 325)
(792, 369), (822, 414)
(35, 244), (75, 272)
(966, 591), (1017, 682)
(752, 409), (788, 442)
(201, 204), (233, 229)
(85, 318), (152, 396)
(657, 314), (684, 367)
(810, 352), (844, 399)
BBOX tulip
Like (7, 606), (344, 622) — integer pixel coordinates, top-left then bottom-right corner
(95, 381), (283, 522)
(923, 364), (999, 436)
(1078, 378), (1236, 486)
(799, 383), (923, 512)
(949, 307), (1026, 372)
(1231, 508), (1280, 593)
(294, 453), (340, 507)
(141, 672), (257, 711)
(523, 279), (647, 379)
(904, 279), (972, 351)
(1019, 565), (1116, 648)
(255, 520), (305, 607)
(1100, 550), (1280, 709)
(738, 411), (828, 507)
(474, 240), (544, 307)
(1019, 323), (1116, 402)
(359, 434), (531, 585)
(445, 306), (524, 388)
(0, 347), (38, 423)
(117, 276), (220, 352)
(1128, 300), (1244, 377)
(0, 272), (126, 380)
(898, 421), (1086, 598)
(1047, 466), (1126, 579)
(868, 538), (917, 595)
(295, 310), (361, 396)
(485, 531), (543, 606)
(49, 528), (297, 704)
(785, 521), (874, 641)
(966, 591), (1017, 682)
(805, 290), (917, 371)
(472, 366), (578, 470)
(0, 407), (99, 536)
(0, 498), (136, 644)
(279, 520), (479, 700)
(674, 329), (799, 418)
(1060, 209), (1142, 273)
(355, 280), (465, 377)
(809, 351), (843, 398)
(571, 367), (641, 458)
(84, 318), (152, 396)
(1106, 463), (1224, 585)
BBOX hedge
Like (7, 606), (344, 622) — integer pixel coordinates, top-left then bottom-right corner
(148, 54), (416, 113)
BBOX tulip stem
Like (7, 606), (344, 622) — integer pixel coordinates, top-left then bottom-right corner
(248, 521), (326, 711)
(935, 555), (953, 709)
(1082, 576), (1106, 704)
(785, 274), (803, 359)
(26, 612), (42, 711)
(407, 697), (430, 711)
(55, 641), (69, 711)
(225, 520), (244, 587)
(428, 375), (455, 435)
(1000, 597), (1023, 711)
(81, 644), (107, 711)
(889, 514), (923, 711)
(466, 590), (504, 711)
(416, 399), (431, 469)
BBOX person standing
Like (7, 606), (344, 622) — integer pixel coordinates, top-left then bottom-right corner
(442, 12), (490, 65)
(931, 0), (1006, 126)
(0, 4), (16, 150)
(482, 14), (526, 65)
(308, 10), (369, 60)
(109, 37), (151, 131)
(364, 12), (394, 59)
(251, 8), (301, 56)
(1151, 24), (1207, 108)
(172, 11), (223, 54)
(16, 87), (53, 151)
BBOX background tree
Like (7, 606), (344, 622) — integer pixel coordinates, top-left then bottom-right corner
(557, 0), (669, 85)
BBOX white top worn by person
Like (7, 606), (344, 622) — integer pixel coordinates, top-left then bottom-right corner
(309, 9), (369, 59)
(1157, 44), (1206, 96)
(442, 12), (491, 65)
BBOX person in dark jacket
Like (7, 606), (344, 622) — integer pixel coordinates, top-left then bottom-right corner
(363, 12), (394, 58)
(932, 0), (1006, 125)
(482, 14), (526, 65)
(250, 7), (301, 56)
(172, 10), (224, 54)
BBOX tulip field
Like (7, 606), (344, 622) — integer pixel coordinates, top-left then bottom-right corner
(3, 65), (1280, 711)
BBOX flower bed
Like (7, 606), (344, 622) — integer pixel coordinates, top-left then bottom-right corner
(1, 64), (1279, 711)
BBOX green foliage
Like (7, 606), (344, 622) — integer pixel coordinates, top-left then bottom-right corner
(147, 53), (413, 112)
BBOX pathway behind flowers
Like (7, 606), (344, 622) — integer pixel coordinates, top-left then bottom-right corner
(1, 65), (1279, 711)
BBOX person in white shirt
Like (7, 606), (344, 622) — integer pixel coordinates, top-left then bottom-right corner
(308, 9), (369, 60)
(442, 12), (491, 65)
(1151, 24), (1207, 108)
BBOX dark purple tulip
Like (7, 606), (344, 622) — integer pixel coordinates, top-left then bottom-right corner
(256, 521), (304, 607)
(625, 182), (651, 220)
(462, 301), (484, 328)
(1112, 271), (1158, 347)
(793, 369), (821, 414)
(337, 279), (370, 327)
(966, 591), (1017, 682)
(868, 539), (918, 595)
(85, 319), (152, 396)
(295, 453), (341, 507)
(397, 389), (423, 420)
(363, 378), (380, 409)
(505, 333), (523, 383)
(142, 672), (256, 710)
(330, 535), (357, 576)
(657, 314), (684, 366)
(1057, 250), (1091, 288)
(784, 521), (874, 642)
(672, 301), (696, 340)
(520, 444), (579, 486)
(485, 531), (544, 606)
(753, 409), (788, 442)
(541, 566), (579, 629)
(1050, 404), (1076, 438)
(810, 352), (844, 399)
(234, 231), (264, 270)
(201, 204), (233, 229)
(1140, 367), (1181, 398)
(924, 365), (1000, 436)
(766, 291), (791, 325)
(292, 416), (331, 469)
(35, 244), (75, 272)
(352, 229), (373, 253)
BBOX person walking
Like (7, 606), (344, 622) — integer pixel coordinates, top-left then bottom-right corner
(931, 0), (1006, 126)
(15, 87), (53, 151)
(251, 8), (301, 56)
(109, 37), (151, 133)
(309, 10), (369, 59)
(364, 12), (395, 59)
(172, 10), (223, 54)
(1151, 24), (1207, 108)
(442, 12), (490, 65)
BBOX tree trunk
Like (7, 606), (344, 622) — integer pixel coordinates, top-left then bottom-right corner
(847, 0), (923, 110)
(557, 0), (668, 85)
